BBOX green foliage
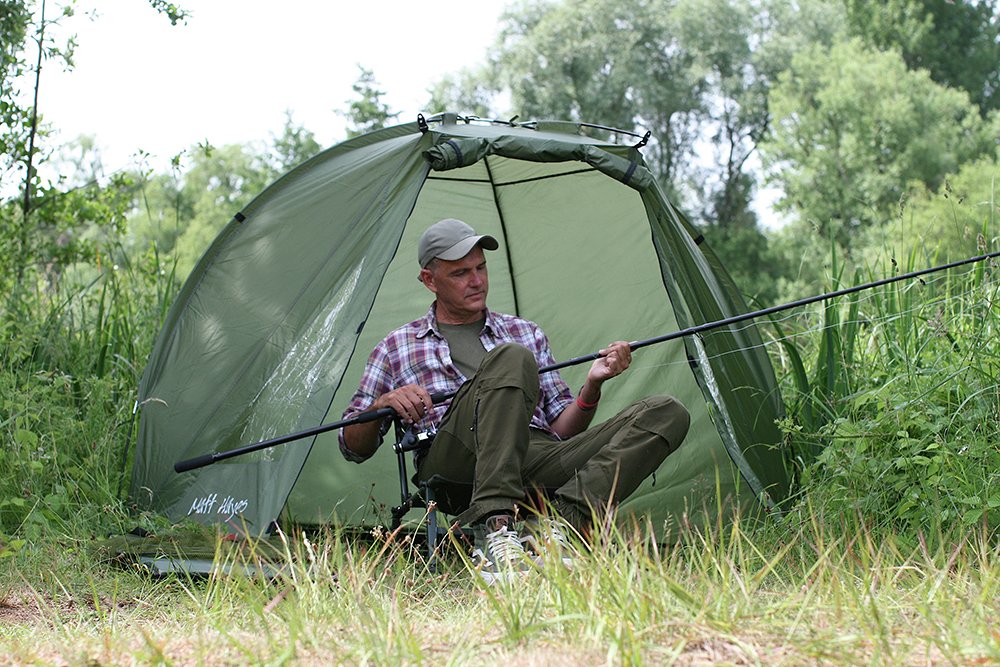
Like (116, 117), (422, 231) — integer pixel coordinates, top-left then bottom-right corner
(267, 111), (321, 173)
(844, 0), (1000, 114)
(864, 154), (1000, 266)
(0, 242), (179, 547)
(774, 221), (1000, 536)
(127, 125), (321, 279)
(168, 143), (272, 275)
(703, 221), (783, 304)
(758, 218), (839, 303)
(146, 0), (189, 25)
(0, 369), (122, 539)
(0, 2), (32, 162)
(761, 38), (992, 247)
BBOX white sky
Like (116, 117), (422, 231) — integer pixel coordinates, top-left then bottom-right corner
(38, 0), (507, 175)
(32, 1), (784, 227)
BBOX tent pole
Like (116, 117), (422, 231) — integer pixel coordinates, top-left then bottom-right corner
(174, 248), (999, 474)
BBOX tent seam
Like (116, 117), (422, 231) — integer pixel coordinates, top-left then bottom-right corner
(482, 155), (520, 316)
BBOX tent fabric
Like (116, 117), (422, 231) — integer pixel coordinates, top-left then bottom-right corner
(131, 113), (788, 538)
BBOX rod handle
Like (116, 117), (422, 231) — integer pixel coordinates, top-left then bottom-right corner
(174, 452), (216, 473)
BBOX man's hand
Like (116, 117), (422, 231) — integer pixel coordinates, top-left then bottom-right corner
(343, 383), (433, 460)
(587, 340), (632, 385)
(550, 341), (632, 439)
(372, 383), (434, 424)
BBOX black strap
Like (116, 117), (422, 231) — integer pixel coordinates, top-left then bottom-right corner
(445, 139), (464, 167)
(623, 160), (637, 185)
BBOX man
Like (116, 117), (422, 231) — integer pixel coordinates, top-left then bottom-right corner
(340, 218), (689, 582)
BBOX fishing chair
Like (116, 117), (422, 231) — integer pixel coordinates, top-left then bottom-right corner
(388, 418), (561, 568)
(388, 420), (472, 566)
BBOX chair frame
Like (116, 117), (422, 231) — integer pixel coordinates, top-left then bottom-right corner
(388, 419), (449, 564)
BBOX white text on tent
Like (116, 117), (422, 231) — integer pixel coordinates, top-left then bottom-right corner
(187, 493), (250, 521)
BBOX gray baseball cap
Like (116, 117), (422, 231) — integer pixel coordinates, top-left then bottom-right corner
(418, 218), (499, 268)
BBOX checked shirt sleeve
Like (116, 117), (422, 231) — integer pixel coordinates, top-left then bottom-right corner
(337, 339), (394, 463)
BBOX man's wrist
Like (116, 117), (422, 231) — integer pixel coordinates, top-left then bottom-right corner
(576, 386), (601, 411)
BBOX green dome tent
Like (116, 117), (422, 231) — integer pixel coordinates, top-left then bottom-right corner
(130, 113), (789, 538)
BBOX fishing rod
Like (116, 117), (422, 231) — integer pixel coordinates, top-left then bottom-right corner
(174, 248), (999, 474)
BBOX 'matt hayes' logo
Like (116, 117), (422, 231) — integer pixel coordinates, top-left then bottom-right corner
(187, 493), (250, 521)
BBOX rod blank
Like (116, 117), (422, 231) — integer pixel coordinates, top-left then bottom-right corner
(174, 249), (999, 474)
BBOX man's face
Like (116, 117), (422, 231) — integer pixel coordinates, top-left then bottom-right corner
(421, 245), (489, 324)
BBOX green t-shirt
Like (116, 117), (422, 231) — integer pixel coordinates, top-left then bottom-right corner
(438, 317), (487, 379)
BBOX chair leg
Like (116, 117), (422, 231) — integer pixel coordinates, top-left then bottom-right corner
(424, 484), (438, 573)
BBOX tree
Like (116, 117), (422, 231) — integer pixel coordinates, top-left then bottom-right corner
(760, 38), (991, 247)
(844, 0), (1000, 114)
(863, 154), (1000, 267)
(1, 0), (79, 285)
(128, 115), (322, 279)
(135, 143), (272, 277)
(425, 65), (502, 119)
(267, 111), (321, 173)
(0, 2), (33, 176)
(672, 0), (772, 228)
(493, 0), (704, 192)
(339, 66), (400, 139)
(1, 0), (190, 293)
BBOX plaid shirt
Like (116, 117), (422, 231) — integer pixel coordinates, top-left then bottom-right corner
(339, 304), (573, 462)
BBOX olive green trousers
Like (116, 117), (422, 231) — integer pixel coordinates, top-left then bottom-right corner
(416, 343), (690, 529)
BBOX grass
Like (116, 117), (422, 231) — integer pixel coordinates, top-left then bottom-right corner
(1, 510), (997, 665)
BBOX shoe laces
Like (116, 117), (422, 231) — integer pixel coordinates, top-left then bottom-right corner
(484, 522), (527, 568)
(534, 516), (572, 548)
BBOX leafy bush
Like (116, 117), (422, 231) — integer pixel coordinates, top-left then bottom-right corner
(0, 369), (128, 540)
(0, 239), (178, 553)
(775, 235), (999, 538)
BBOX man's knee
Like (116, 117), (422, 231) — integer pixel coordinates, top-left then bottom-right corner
(480, 343), (538, 379)
(485, 342), (536, 367)
(475, 343), (539, 404)
(636, 395), (690, 452)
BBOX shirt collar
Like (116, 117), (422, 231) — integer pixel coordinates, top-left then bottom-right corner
(417, 302), (495, 339)
(482, 308), (500, 338)
(416, 303), (439, 340)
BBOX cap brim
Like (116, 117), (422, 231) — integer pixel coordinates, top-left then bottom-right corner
(435, 234), (499, 261)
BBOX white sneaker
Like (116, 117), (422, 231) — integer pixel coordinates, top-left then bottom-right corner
(524, 515), (577, 568)
(470, 514), (534, 585)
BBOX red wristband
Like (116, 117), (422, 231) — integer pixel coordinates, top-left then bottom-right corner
(576, 393), (600, 411)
